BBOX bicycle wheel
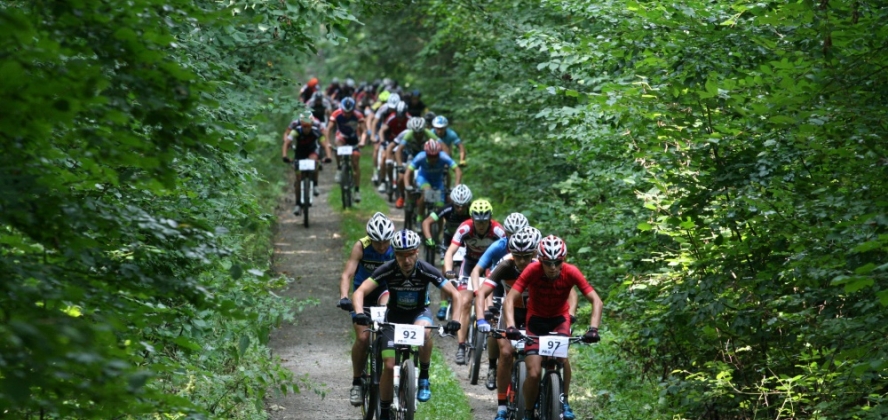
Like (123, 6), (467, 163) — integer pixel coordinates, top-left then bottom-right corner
(465, 312), (476, 371)
(341, 163), (352, 208)
(370, 335), (385, 420)
(398, 360), (417, 420)
(403, 196), (414, 231)
(539, 371), (562, 420)
(469, 329), (484, 385)
(424, 221), (438, 265)
(511, 361), (527, 420)
(301, 176), (311, 228)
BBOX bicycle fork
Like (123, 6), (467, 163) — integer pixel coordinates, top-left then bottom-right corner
(391, 363), (402, 412)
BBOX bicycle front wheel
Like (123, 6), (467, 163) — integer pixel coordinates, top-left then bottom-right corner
(398, 360), (416, 420)
(511, 361), (527, 420)
(301, 176), (312, 228)
(341, 164), (353, 208)
(468, 329), (484, 384)
(539, 371), (562, 420)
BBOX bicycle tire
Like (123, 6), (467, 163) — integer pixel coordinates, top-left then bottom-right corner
(302, 177), (311, 228)
(399, 360), (417, 420)
(469, 329), (484, 385)
(341, 162), (353, 209)
(372, 335), (385, 420)
(511, 361), (527, 420)
(403, 198), (414, 231)
(540, 371), (562, 420)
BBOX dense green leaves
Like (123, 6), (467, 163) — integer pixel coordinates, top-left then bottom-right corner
(1, 0), (358, 417)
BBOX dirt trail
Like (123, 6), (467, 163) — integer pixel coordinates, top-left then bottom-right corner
(374, 187), (498, 420)
(266, 166), (360, 420)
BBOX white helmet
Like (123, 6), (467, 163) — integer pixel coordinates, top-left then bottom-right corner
(387, 93), (401, 107)
(503, 213), (529, 235)
(366, 213), (395, 242)
(509, 227), (541, 253)
(395, 101), (408, 116)
(407, 117), (425, 132)
(432, 116), (448, 129)
(391, 229), (421, 251)
(539, 235), (567, 261)
(450, 184), (473, 206)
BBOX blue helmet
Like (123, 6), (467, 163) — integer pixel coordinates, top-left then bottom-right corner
(432, 116), (448, 129)
(341, 97), (356, 112)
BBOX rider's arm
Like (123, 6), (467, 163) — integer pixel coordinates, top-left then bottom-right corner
(352, 277), (379, 316)
(339, 241), (364, 299)
(378, 124), (389, 143)
(503, 288), (521, 329)
(441, 279), (463, 318)
(443, 242), (460, 273)
(282, 129), (292, 158)
(568, 287), (578, 317)
(357, 116), (367, 146)
(584, 288), (603, 329)
(325, 119), (336, 144)
(473, 278), (493, 317)
(469, 264), (484, 296)
(458, 142), (466, 162)
(421, 211), (438, 240)
(452, 165), (462, 186)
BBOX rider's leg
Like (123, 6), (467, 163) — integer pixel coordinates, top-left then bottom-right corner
(352, 323), (370, 378)
(380, 356), (396, 401)
(523, 355), (542, 412)
(352, 152), (361, 187)
(497, 339), (514, 410)
(563, 357), (571, 399)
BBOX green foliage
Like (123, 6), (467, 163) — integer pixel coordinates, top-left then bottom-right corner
(316, 0), (888, 418)
(0, 0), (361, 417)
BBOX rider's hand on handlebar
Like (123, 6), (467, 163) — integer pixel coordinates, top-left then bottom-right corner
(283, 157), (292, 163)
(483, 310), (495, 322)
(323, 157), (332, 163)
(569, 314), (577, 325)
(353, 313), (370, 326)
(458, 159), (467, 168)
(477, 319), (491, 333)
(444, 270), (457, 279)
(444, 320), (461, 335)
(582, 327), (600, 343)
(505, 326), (522, 340)
(425, 237), (435, 247)
(338, 297), (354, 312)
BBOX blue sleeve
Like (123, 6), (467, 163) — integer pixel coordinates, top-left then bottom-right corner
(439, 152), (455, 168)
(478, 239), (509, 270)
(410, 152), (426, 169)
(448, 129), (462, 145)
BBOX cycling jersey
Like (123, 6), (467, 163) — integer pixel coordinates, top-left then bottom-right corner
(299, 84), (317, 103)
(329, 109), (364, 140)
(353, 236), (395, 289)
(369, 259), (447, 313)
(512, 262), (594, 319)
(383, 113), (410, 141)
(431, 204), (471, 238)
(477, 237), (509, 272)
(435, 128), (462, 149)
(286, 121), (323, 158)
(409, 151), (454, 187)
(450, 220), (506, 261)
(305, 95), (332, 122)
(483, 255), (530, 308)
(398, 130), (440, 156)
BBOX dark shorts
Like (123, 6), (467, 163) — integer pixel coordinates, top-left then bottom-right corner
(294, 144), (319, 161)
(379, 307), (434, 353)
(337, 134), (361, 147)
(524, 314), (570, 356)
(456, 257), (480, 291)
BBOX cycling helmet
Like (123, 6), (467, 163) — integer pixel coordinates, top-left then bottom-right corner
(346, 78), (355, 87)
(391, 229), (421, 251)
(432, 116), (449, 129)
(423, 140), (441, 157)
(423, 112), (436, 127)
(387, 93), (401, 107)
(469, 199), (493, 221)
(407, 117), (425, 132)
(509, 226), (542, 253)
(503, 213), (529, 234)
(307, 77), (318, 87)
(539, 235), (567, 261)
(332, 77), (340, 84)
(412, 89), (421, 97)
(367, 213), (396, 242)
(450, 184), (473, 206)
(395, 101), (408, 117)
(378, 90), (391, 102)
(341, 97), (356, 112)
(298, 110), (314, 124)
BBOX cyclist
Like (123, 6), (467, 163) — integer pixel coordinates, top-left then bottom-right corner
(421, 184), (473, 319)
(305, 91), (333, 130)
(406, 89), (427, 117)
(352, 229), (463, 419)
(403, 140), (462, 225)
(337, 213), (396, 406)
(504, 235), (603, 420)
(282, 111), (333, 215)
(325, 77), (341, 99)
(443, 199), (506, 364)
(469, 212), (529, 388)
(376, 101), (411, 192)
(299, 77), (319, 103)
(431, 116), (467, 167)
(391, 118), (439, 209)
(326, 96), (366, 202)
(370, 94), (401, 184)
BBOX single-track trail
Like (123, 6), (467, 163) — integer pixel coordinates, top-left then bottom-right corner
(374, 184), (498, 420)
(266, 165), (359, 419)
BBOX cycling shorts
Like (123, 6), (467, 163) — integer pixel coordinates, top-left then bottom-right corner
(524, 314), (571, 356)
(414, 174), (445, 195)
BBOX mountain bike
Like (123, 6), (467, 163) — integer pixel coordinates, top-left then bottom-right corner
(437, 246), (466, 322)
(465, 276), (490, 385)
(295, 159), (316, 228)
(365, 319), (451, 420)
(504, 331), (586, 420)
(338, 145), (358, 208)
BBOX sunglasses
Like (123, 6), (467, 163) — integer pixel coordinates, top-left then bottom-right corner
(541, 259), (563, 267)
(512, 253), (534, 260)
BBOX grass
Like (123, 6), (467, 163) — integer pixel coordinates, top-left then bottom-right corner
(330, 152), (472, 420)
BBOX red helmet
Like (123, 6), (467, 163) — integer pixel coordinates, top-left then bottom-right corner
(423, 140), (441, 157)
(307, 77), (319, 87)
(538, 235), (567, 261)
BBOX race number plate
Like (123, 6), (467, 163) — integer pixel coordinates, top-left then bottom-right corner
(370, 306), (387, 323)
(394, 324), (425, 346)
(538, 335), (569, 358)
(337, 146), (354, 156)
(298, 159), (316, 171)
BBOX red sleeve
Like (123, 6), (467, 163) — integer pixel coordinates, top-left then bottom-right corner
(511, 261), (540, 295)
(565, 264), (594, 295)
(330, 109), (343, 119)
(355, 110), (365, 121)
(451, 220), (472, 246)
(385, 114), (396, 126)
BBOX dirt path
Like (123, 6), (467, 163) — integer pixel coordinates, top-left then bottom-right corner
(266, 166), (360, 420)
(374, 187), (498, 420)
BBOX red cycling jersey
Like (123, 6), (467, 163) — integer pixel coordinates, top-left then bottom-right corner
(383, 113), (410, 141)
(511, 261), (594, 318)
(450, 220), (506, 260)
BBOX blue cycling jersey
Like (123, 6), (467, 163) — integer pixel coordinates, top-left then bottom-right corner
(409, 151), (454, 185)
(436, 128), (462, 148)
(477, 237), (509, 271)
(354, 236), (395, 291)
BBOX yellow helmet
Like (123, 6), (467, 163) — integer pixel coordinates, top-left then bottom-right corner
(469, 199), (493, 220)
